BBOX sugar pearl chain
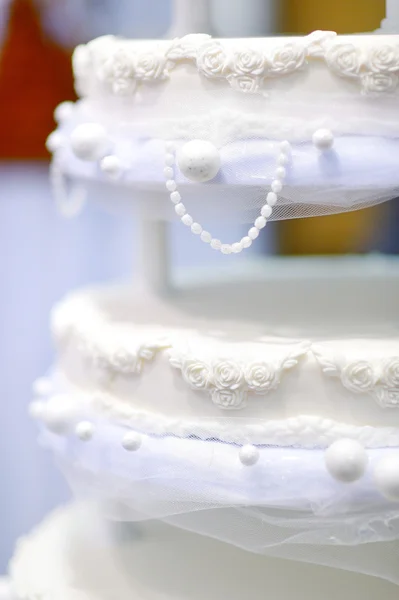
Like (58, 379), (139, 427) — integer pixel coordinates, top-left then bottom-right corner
(50, 153), (87, 218)
(164, 141), (291, 254)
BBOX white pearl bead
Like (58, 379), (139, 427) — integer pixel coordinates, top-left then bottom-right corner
(325, 439), (368, 483)
(43, 396), (79, 435)
(181, 214), (193, 226)
(165, 142), (175, 152)
(248, 227), (259, 240)
(29, 401), (45, 420)
(32, 377), (53, 397)
(100, 155), (122, 179)
(122, 431), (142, 452)
(177, 139), (221, 183)
(275, 166), (286, 180)
(232, 242), (243, 253)
(165, 153), (175, 167)
(255, 216), (267, 230)
(200, 231), (212, 243)
(163, 167), (174, 179)
(239, 445), (260, 466)
(191, 223), (203, 235)
(54, 101), (74, 123)
(280, 140), (291, 153)
(277, 153), (289, 166)
(374, 455), (399, 501)
(241, 236), (252, 248)
(70, 123), (109, 161)
(166, 180), (177, 192)
(170, 191), (181, 204)
(221, 244), (232, 254)
(267, 192), (278, 206)
(313, 128), (334, 151)
(75, 421), (94, 441)
(261, 204), (273, 218)
(175, 203), (186, 216)
(271, 180), (283, 193)
(210, 238), (222, 250)
(46, 131), (65, 153)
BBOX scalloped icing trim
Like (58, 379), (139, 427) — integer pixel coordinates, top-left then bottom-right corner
(73, 31), (399, 98)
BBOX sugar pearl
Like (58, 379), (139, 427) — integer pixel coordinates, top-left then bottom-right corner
(191, 223), (203, 235)
(200, 231), (212, 243)
(255, 216), (267, 230)
(166, 180), (177, 192)
(175, 203), (186, 216)
(100, 155), (122, 179)
(165, 141), (175, 152)
(248, 227), (259, 240)
(374, 455), (399, 501)
(267, 192), (278, 206)
(54, 101), (74, 124)
(46, 131), (64, 153)
(280, 140), (291, 153)
(163, 167), (174, 179)
(75, 421), (94, 442)
(70, 123), (109, 161)
(170, 191), (181, 204)
(271, 180), (283, 193)
(275, 166), (286, 180)
(32, 377), (53, 397)
(241, 236), (252, 248)
(122, 431), (142, 452)
(313, 128), (334, 151)
(277, 153), (289, 166)
(165, 153), (175, 166)
(181, 214), (193, 226)
(232, 242), (243, 253)
(325, 439), (368, 483)
(239, 445), (260, 466)
(261, 204), (273, 218)
(221, 244), (232, 254)
(210, 238), (222, 250)
(177, 139), (221, 183)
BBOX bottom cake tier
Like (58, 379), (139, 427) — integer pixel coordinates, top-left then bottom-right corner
(9, 503), (399, 600)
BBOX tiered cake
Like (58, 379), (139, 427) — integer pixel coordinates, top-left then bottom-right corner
(8, 27), (399, 599)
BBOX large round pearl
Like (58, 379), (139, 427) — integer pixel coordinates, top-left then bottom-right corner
(70, 123), (109, 161)
(43, 395), (80, 435)
(374, 455), (399, 501)
(239, 445), (260, 467)
(122, 431), (142, 452)
(177, 140), (221, 183)
(54, 101), (74, 124)
(312, 128), (334, 151)
(75, 421), (95, 442)
(325, 439), (368, 483)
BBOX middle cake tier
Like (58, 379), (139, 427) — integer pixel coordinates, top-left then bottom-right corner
(34, 256), (399, 449)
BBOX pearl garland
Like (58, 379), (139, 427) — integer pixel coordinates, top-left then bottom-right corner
(164, 140), (291, 254)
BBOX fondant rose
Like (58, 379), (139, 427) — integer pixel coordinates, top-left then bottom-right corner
(182, 360), (211, 390)
(368, 45), (399, 73)
(211, 388), (247, 410)
(326, 44), (361, 77)
(111, 349), (137, 373)
(227, 74), (260, 94)
(212, 360), (243, 389)
(197, 41), (228, 78)
(269, 43), (306, 75)
(231, 48), (266, 76)
(101, 47), (136, 95)
(135, 52), (168, 81)
(375, 386), (399, 409)
(382, 358), (399, 388)
(341, 361), (376, 393)
(361, 72), (398, 94)
(245, 363), (276, 393)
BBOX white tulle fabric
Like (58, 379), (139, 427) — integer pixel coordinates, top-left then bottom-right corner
(37, 412), (399, 585)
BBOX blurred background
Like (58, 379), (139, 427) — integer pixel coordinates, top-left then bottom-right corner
(0, 0), (396, 574)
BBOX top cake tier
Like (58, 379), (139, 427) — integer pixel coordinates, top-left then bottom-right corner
(69, 30), (399, 141)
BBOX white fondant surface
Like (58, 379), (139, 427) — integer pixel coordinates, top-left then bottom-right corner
(10, 504), (399, 600)
(47, 256), (399, 444)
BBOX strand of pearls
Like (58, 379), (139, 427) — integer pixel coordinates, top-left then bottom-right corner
(164, 141), (291, 254)
(49, 153), (87, 218)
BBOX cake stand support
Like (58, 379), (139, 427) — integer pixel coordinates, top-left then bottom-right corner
(166, 0), (212, 38)
(135, 218), (171, 295)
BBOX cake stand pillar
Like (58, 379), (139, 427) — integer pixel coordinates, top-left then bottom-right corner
(135, 218), (171, 295)
(166, 0), (212, 37)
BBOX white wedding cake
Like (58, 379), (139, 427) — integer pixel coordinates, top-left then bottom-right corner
(8, 22), (399, 600)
